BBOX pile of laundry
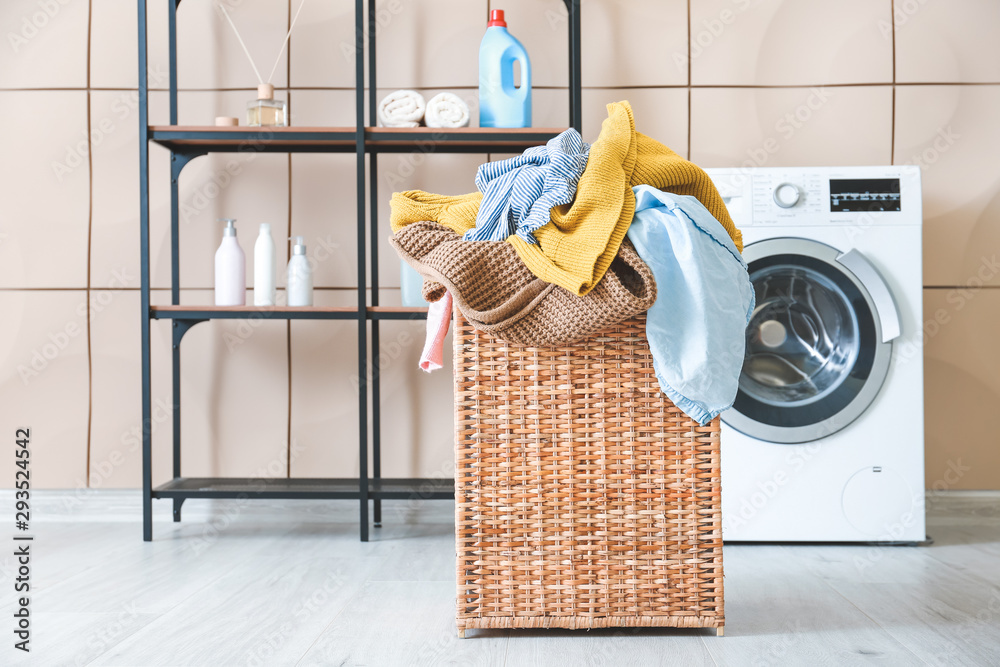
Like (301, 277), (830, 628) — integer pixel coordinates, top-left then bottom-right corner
(389, 101), (754, 425)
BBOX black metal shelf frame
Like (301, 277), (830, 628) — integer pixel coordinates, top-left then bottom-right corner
(153, 477), (455, 501)
(137, 0), (582, 541)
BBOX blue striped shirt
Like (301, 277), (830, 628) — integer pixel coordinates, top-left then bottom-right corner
(463, 128), (590, 245)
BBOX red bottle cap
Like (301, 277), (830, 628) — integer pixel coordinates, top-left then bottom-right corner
(488, 9), (507, 27)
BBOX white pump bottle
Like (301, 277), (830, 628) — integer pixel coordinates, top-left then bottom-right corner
(214, 218), (246, 306)
(286, 236), (313, 307)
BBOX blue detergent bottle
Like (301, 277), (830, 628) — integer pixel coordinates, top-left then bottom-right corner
(479, 9), (531, 128)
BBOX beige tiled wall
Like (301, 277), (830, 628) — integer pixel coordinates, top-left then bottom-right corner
(1, 0), (998, 490)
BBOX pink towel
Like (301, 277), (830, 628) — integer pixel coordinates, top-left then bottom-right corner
(419, 291), (452, 372)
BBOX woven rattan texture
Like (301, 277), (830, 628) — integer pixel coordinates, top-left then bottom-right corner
(454, 311), (724, 633)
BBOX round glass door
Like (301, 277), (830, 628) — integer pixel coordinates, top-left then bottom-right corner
(741, 264), (860, 408)
(724, 239), (896, 444)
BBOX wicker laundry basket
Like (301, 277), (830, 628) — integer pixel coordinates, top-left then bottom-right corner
(453, 311), (725, 637)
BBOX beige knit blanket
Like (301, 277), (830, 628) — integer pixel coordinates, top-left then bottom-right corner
(390, 221), (656, 346)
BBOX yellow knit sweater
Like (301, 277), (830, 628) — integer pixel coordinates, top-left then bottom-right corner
(390, 101), (742, 296)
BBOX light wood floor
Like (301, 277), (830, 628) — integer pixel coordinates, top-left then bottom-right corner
(1, 491), (998, 666)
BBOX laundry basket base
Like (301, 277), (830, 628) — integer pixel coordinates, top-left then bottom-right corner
(453, 312), (726, 637)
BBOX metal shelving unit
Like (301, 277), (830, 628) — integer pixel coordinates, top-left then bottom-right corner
(137, 0), (582, 541)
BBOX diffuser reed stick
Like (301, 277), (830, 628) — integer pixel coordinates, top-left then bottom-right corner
(268, 0), (308, 84)
(218, 4), (264, 84)
(219, 0), (309, 86)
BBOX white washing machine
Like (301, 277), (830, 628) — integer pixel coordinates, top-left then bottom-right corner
(705, 166), (926, 543)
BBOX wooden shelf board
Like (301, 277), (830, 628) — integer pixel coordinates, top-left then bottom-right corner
(152, 305), (356, 313)
(368, 306), (429, 313)
(149, 125), (568, 152)
(149, 305), (430, 321)
(152, 305), (428, 313)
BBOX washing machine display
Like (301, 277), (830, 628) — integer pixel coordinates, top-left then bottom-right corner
(829, 178), (901, 212)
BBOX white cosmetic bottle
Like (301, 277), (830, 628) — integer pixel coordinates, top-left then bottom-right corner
(286, 236), (313, 307)
(214, 219), (246, 306)
(254, 223), (277, 306)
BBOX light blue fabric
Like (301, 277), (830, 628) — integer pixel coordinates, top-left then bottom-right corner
(463, 128), (589, 244)
(627, 185), (754, 425)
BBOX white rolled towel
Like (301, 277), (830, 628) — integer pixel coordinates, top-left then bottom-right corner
(424, 92), (471, 128)
(378, 90), (426, 127)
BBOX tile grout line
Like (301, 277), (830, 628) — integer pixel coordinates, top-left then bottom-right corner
(10, 82), (1000, 94)
(0, 287), (418, 291)
(4, 285), (994, 292)
(287, 0), (293, 479)
(85, 0), (94, 489)
(923, 285), (1000, 289)
(890, 0), (896, 165)
(686, 0), (691, 161)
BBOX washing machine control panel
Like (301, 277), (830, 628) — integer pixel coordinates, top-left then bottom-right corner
(704, 166), (922, 228)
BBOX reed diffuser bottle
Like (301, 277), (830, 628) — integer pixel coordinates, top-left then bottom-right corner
(247, 83), (287, 127)
(220, 0), (307, 128)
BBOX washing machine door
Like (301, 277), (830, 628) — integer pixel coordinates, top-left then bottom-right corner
(724, 238), (901, 444)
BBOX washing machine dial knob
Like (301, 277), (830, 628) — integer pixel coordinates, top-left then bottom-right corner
(773, 182), (802, 208)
